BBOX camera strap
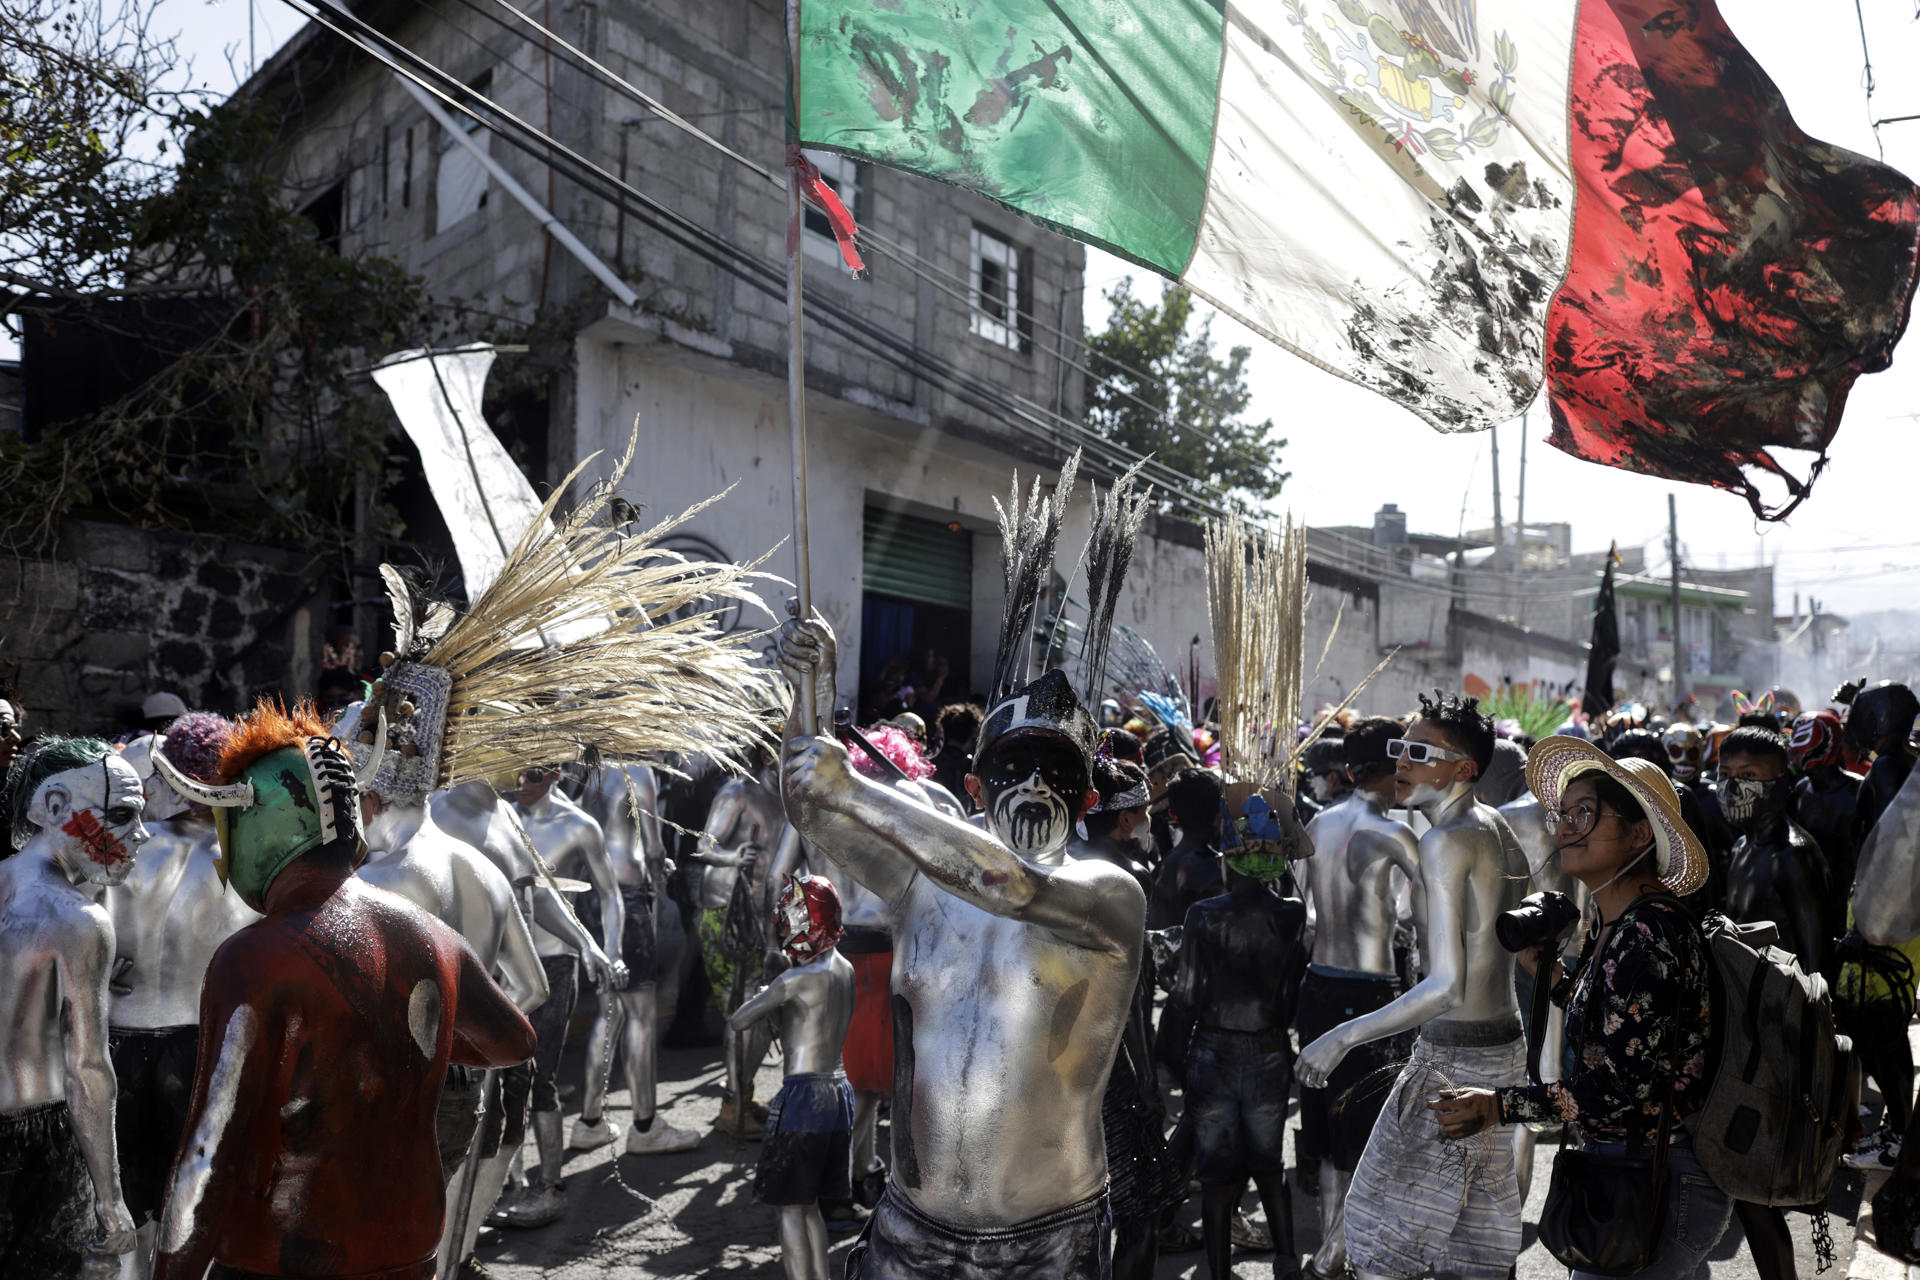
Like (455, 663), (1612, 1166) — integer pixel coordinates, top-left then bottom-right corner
(1526, 962), (1554, 1085)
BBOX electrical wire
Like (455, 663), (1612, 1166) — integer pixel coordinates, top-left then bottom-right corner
(422, 0), (1288, 486)
(285, 0), (1256, 515)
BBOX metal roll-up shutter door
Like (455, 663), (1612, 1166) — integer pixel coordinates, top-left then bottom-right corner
(862, 508), (972, 609)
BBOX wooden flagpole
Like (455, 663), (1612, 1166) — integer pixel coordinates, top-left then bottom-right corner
(785, 0), (817, 736)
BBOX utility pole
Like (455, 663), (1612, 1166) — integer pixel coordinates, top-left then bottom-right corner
(1514, 412), (1528, 605)
(1668, 493), (1688, 702)
(1489, 422), (1505, 563)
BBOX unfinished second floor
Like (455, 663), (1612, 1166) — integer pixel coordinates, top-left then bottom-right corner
(241, 0), (1088, 454)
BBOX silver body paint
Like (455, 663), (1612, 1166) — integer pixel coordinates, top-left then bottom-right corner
(695, 770), (788, 913)
(106, 815), (260, 1030)
(576, 762), (668, 893)
(573, 762), (669, 1124)
(1, 755), (147, 1252)
(1301, 787), (1423, 977)
(779, 609), (1145, 1227)
(728, 948), (856, 1079)
(1851, 761), (1920, 945)
(512, 789), (622, 963)
(157, 1005), (257, 1254)
(1298, 778), (1527, 1089)
(359, 798), (549, 1013)
(429, 783), (616, 985)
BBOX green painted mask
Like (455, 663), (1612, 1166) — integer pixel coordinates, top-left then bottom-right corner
(1225, 848), (1290, 884)
(211, 741), (363, 910)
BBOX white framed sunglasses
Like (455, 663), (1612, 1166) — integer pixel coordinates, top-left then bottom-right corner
(1385, 738), (1470, 765)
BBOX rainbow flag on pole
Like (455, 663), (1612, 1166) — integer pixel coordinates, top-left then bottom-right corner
(792, 0), (1920, 516)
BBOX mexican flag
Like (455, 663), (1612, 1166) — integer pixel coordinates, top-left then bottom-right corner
(791, 0), (1920, 516)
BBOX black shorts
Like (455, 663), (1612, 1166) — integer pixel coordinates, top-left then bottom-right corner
(500, 954), (579, 1115)
(437, 1064), (489, 1184)
(619, 884), (658, 984)
(754, 1072), (854, 1206)
(1186, 1027), (1291, 1185)
(109, 1024), (199, 1225)
(0, 1102), (95, 1278)
(847, 1183), (1111, 1280)
(1296, 966), (1407, 1173)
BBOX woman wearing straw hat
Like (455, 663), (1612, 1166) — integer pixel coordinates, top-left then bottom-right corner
(1429, 736), (1727, 1280)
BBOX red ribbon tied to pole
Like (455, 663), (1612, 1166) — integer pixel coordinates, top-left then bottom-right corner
(787, 145), (867, 279)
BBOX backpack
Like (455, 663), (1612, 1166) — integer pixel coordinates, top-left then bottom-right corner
(1689, 911), (1856, 1207)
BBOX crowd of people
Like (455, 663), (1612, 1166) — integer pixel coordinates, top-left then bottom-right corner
(2, 636), (1918, 1280)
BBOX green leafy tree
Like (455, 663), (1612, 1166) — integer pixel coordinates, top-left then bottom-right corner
(0, 0), (441, 565)
(1084, 278), (1288, 514)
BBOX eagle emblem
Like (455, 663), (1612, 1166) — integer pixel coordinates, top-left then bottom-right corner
(1285, 0), (1517, 162)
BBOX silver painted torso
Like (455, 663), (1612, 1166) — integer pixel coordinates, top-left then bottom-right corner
(105, 815), (259, 1029)
(577, 762), (664, 890)
(1302, 789), (1421, 976)
(730, 949), (856, 1077)
(361, 801), (514, 969)
(1420, 786), (1528, 1026)
(1851, 760), (1920, 945)
(512, 791), (612, 956)
(1298, 782), (1527, 1088)
(887, 864), (1132, 1219)
(0, 851), (116, 1112)
(696, 774), (786, 911)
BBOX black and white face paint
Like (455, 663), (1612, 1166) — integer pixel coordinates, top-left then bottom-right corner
(989, 769), (1071, 856)
(980, 741), (1083, 859)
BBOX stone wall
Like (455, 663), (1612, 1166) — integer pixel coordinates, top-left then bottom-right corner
(1, 521), (327, 736)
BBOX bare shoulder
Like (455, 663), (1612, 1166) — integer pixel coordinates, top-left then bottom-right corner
(42, 889), (116, 961)
(1058, 852), (1148, 900)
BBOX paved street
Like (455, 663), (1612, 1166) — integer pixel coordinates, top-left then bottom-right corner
(475, 1010), (1898, 1280)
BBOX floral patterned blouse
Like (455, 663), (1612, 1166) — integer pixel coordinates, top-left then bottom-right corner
(1496, 894), (1712, 1144)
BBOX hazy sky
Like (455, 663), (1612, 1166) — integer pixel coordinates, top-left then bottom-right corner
(144, 0), (1920, 618)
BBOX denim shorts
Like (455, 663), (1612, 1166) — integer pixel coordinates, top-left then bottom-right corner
(1571, 1130), (1733, 1280)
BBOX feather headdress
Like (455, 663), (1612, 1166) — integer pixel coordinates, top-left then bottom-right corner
(352, 428), (785, 796)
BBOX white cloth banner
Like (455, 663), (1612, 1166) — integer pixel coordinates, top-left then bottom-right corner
(372, 345), (546, 600)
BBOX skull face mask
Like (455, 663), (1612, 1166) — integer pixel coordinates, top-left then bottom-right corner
(979, 738), (1085, 858)
(774, 871), (844, 961)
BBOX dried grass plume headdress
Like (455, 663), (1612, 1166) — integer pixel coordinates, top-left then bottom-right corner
(347, 430), (786, 795)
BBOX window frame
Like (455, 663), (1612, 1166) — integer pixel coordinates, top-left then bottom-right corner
(968, 225), (1027, 352)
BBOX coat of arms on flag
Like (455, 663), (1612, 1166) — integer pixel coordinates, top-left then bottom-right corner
(793, 0), (1920, 516)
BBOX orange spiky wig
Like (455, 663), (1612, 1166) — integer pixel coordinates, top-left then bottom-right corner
(216, 699), (335, 786)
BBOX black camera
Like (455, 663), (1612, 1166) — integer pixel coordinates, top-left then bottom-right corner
(1496, 890), (1580, 953)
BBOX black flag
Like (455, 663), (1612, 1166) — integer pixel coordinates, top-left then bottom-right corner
(1581, 544), (1621, 720)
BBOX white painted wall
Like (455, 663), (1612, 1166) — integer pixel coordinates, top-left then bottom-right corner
(572, 339), (1217, 709)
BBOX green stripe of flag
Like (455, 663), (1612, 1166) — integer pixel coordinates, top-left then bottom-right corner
(793, 0), (1227, 275)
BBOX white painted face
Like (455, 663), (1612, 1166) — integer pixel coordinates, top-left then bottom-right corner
(986, 767), (1074, 858)
(27, 753), (150, 885)
(1308, 773), (1337, 802)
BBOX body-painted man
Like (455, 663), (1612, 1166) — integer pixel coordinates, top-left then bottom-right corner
(1166, 838), (1308, 1280)
(780, 610), (1145, 1280)
(1299, 694), (1529, 1280)
(1295, 718), (1423, 1278)
(491, 766), (628, 1225)
(0, 737), (146, 1276)
(106, 719), (260, 1275)
(728, 873), (857, 1280)
(149, 702), (535, 1280)
(356, 750), (550, 1278)
(571, 761), (701, 1157)
(692, 749), (795, 1138)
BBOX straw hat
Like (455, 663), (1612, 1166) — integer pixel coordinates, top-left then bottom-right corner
(1524, 735), (1709, 897)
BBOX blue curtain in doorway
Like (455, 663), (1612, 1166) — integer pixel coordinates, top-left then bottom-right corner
(862, 597), (916, 692)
